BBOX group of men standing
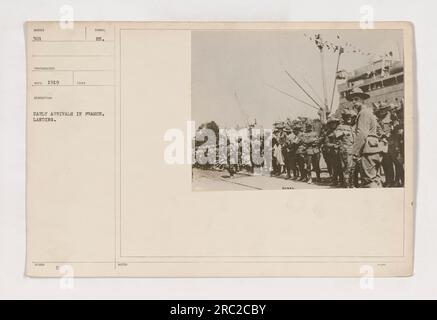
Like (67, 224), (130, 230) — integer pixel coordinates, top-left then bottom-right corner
(272, 87), (404, 188)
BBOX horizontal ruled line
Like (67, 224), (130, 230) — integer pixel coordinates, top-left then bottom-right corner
(32, 69), (114, 72)
(32, 260), (407, 264)
(32, 40), (114, 42)
(32, 84), (114, 87)
(32, 54), (113, 57)
(33, 261), (113, 264)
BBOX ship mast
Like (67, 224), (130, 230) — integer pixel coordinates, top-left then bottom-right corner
(315, 34), (329, 119)
(329, 46), (344, 112)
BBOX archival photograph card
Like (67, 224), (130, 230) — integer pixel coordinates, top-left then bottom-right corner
(25, 21), (414, 277)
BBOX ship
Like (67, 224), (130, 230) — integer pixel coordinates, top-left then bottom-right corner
(335, 57), (404, 115)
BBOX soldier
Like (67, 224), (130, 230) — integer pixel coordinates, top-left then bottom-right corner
(335, 109), (356, 188)
(348, 108), (360, 187)
(376, 103), (395, 187)
(349, 88), (382, 188)
(273, 126), (285, 176)
(271, 129), (279, 176)
(227, 141), (238, 178)
(323, 116), (341, 185)
(283, 125), (294, 179)
(320, 121), (333, 179)
(289, 125), (301, 180)
(302, 123), (321, 184)
(391, 101), (404, 187)
(294, 125), (307, 181)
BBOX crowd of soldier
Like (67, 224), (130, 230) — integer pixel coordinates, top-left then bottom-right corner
(193, 87), (404, 188)
(271, 88), (404, 188)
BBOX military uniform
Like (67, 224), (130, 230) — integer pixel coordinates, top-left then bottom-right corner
(320, 127), (333, 178)
(350, 110), (360, 188)
(391, 102), (404, 187)
(227, 143), (238, 177)
(352, 105), (382, 188)
(376, 105), (395, 187)
(281, 128), (292, 178)
(302, 126), (321, 183)
(335, 111), (355, 188)
(272, 129), (286, 176)
(323, 117), (341, 185)
(285, 128), (299, 179)
(294, 128), (306, 181)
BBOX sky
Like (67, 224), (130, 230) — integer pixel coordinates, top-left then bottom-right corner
(192, 29), (403, 128)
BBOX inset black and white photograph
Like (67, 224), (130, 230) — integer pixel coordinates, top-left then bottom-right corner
(191, 29), (405, 191)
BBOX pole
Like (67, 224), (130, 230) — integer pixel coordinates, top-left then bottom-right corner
(314, 33), (328, 123)
(319, 48), (329, 112)
(302, 75), (324, 106)
(329, 49), (342, 112)
(284, 70), (322, 108)
(265, 83), (320, 111)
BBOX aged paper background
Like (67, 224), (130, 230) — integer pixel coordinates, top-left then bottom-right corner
(25, 22), (414, 277)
